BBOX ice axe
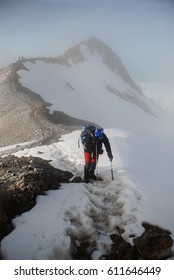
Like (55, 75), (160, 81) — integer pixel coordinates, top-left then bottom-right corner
(110, 159), (114, 180)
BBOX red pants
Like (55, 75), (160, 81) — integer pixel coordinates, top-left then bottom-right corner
(84, 151), (98, 172)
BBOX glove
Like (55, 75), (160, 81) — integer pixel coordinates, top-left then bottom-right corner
(99, 148), (103, 154)
(107, 151), (113, 161)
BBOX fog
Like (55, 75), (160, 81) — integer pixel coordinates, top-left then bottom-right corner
(1, 0), (174, 112)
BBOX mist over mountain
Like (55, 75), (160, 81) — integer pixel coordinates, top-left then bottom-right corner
(55, 37), (142, 93)
(0, 37), (174, 260)
(0, 36), (169, 151)
(17, 37), (163, 123)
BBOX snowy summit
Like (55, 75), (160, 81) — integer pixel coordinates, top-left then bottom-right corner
(1, 37), (174, 259)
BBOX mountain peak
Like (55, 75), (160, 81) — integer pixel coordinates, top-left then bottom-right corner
(58, 37), (142, 93)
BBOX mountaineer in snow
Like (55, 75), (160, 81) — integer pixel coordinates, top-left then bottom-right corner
(80, 124), (113, 183)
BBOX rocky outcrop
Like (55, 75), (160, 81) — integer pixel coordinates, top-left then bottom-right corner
(133, 222), (173, 259)
(71, 223), (173, 260)
(103, 223), (173, 260)
(0, 155), (81, 242)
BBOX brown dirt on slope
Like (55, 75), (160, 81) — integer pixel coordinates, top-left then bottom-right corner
(0, 61), (88, 154)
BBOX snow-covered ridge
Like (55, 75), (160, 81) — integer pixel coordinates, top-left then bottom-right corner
(106, 85), (153, 114)
(17, 37), (159, 119)
(58, 37), (143, 94)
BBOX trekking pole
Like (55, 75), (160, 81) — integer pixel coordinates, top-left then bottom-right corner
(96, 160), (99, 187)
(95, 142), (99, 186)
(110, 159), (114, 180)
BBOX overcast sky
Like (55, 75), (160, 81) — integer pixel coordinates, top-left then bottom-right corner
(1, 0), (174, 85)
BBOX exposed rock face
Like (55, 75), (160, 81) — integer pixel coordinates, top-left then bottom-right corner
(0, 209), (12, 242)
(0, 63), (87, 149)
(71, 224), (173, 260)
(133, 222), (173, 259)
(102, 223), (173, 260)
(0, 155), (78, 242)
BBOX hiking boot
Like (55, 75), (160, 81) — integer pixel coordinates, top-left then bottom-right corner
(89, 172), (103, 181)
(84, 170), (89, 183)
(89, 173), (98, 181)
(84, 176), (89, 183)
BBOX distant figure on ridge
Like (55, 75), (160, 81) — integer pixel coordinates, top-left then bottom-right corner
(80, 124), (113, 183)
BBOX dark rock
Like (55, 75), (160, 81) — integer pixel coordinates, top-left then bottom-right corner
(133, 223), (173, 259)
(70, 237), (93, 260)
(0, 155), (74, 241)
(106, 234), (140, 260)
(0, 208), (13, 240)
(105, 222), (173, 260)
(71, 176), (83, 183)
(142, 221), (172, 235)
(0, 209), (8, 223)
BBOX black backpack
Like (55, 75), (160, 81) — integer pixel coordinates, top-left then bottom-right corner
(79, 124), (96, 151)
